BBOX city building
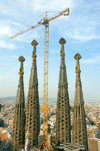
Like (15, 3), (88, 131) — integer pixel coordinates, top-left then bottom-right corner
(53, 143), (85, 151)
(88, 138), (100, 151)
(72, 53), (88, 151)
(56, 38), (71, 145)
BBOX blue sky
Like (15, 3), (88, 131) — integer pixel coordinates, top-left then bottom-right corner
(0, 0), (100, 102)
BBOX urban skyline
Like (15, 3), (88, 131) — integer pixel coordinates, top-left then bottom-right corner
(0, 0), (100, 103)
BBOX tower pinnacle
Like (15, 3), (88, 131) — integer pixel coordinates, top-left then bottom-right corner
(74, 53), (81, 83)
(18, 56), (25, 78)
(12, 56), (25, 150)
(25, 40), (40, 149)
(31, 40), (38, 59)
(72, 53), (88, 151)
(56, 38), (71, 145)
(59, 38), (66, 59)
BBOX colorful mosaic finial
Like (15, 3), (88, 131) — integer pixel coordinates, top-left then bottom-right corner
(74, 53), (81, 81)
(59, 38), (66, 58)
(31, 40), (38, 59)
(74, 53), (81, 61)
(18, 56), (25, 77)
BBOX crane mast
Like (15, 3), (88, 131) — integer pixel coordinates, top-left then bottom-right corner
(11, 8), (69, 150)
(44, 12), (49, 146)
(41, 12), (50, 149)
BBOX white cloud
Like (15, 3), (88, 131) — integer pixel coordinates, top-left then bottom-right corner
(18, 0), (74, 13)
(0, 18), (42, 47)
(0, 75), (11, 79)
(64, 26), (100, 42)
(0, 39), (15, 49)
(49, 57), (59, 61)
(81, 58), (97, 64)
(10, 68), (19, 73)
(59, 0), (100, 42)
(12, 55), (19, 59)
(0, 20), (23, 37)
(0, 0), (100, 46)
(81, 54), (100, 64)
(24, 63), (28, 67)
(9, 63), (28, 73)
(14, 29), (42, 42)
(50, 50), (59, 54)
(0, 20), (23, 48)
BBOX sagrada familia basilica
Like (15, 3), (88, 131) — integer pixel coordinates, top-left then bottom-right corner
(12, 38), (88, 151)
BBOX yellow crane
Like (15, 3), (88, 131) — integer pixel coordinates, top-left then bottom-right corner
(11, 8), (69, 150)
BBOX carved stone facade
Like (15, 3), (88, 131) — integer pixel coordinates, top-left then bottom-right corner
(72, 53), (88, 151)
(25, 40), (40, 149)
(56, 38), (71, 145)
(12, 56), (25, 150)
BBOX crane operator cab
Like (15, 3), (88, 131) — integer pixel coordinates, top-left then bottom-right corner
(59, 8), (69, 16)
(63, 8), (69, 16)
(38, 17), (46, 25)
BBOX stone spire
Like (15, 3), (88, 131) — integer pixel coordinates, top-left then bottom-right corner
(56, 38), (71, 145)
(72, 53), (88, 151)
(25, 40), (40, 149)
(12, 56), (25, 150)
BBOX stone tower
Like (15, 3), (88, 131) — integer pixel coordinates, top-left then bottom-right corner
(56, 38), (71, 145)
(12, 56), (25, 150)
(25, 40), (40, 149)
(72, 53), (88, 151)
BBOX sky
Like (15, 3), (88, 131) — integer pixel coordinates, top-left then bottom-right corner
(0, 0), (100, 102)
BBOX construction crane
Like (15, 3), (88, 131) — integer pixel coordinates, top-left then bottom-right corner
(11, 8), (69, 150)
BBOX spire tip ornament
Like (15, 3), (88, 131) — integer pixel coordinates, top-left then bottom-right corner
(59, 38), (66, 59)
(31, 40), (38, 59)
(18, 56), (25, 62)
(18, 56), (25, 77)
(59, 37), (66, 45)
(74, 53), (81, 82)
(31, 39), (38, 46)
(74, 53), (81, 61)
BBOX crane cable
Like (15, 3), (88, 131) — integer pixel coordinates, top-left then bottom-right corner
(20, 11), (59, 31)
(20, 12), (46, 31)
